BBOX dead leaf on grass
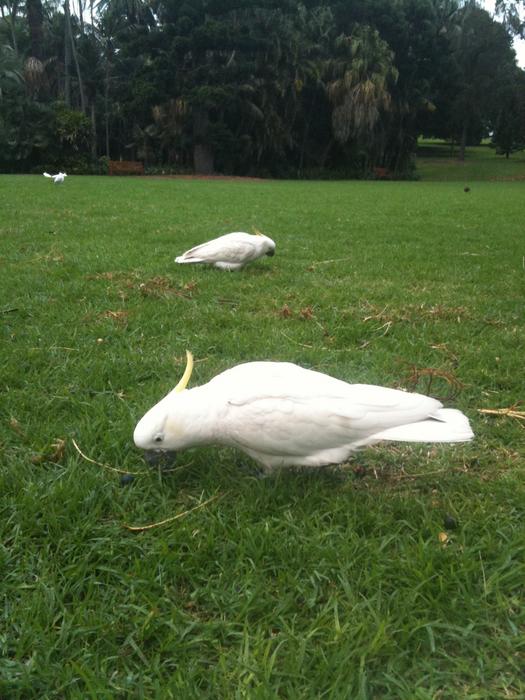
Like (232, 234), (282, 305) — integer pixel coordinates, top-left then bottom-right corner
(299, 306), (314, 321)
(100, 310), (129, 324)
(31, 438), (66, 465)
(279, 304), (293, 318)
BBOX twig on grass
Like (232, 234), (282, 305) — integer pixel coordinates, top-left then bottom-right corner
(72, 438), (142, 475)
(71, 438), (192, 476)
(404, 366), (464, 401)
(309, 256), (353, 268)
(363, 305), (390, 322)
(123, 492), (227, 532)
(478, 406), (525, 423)
(280, 330), (313, 348)
(0, 307), (18, 314)
(389, 468), (448, 480)
(374, 321), (393, 336)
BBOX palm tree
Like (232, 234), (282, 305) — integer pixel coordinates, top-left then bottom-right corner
(64, 0), (86, 111)
(326, 26), (398, 148)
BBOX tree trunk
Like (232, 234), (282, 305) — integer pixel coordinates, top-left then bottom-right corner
(65, 0), (86, 113)
(90, 101), (97, 161)
(104, 56), (110, 158)
(193, 144), (214, 174)
(319, 138), (334, 168)
(78, 0), (84, 34)
(26, 0), (44, 60)
(64, 0), (71, 105)
(459, 121), (468, 162)
(192, 106), (214, 174)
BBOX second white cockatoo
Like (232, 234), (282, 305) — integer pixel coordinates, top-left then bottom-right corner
(175, 231), (275, 270)
(134, 352), (474, 473)
(43, 172), (67, 184)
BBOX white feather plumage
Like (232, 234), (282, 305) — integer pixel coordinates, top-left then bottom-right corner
(134, 359), (473, 472)
(175, 231), (275, 270)
(43, 171), (67, 184)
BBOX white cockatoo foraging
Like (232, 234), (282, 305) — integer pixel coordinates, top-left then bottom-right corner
(134, 352), (474, 473)
(43, 172), (67, 184)
(175, 231), (275, 270)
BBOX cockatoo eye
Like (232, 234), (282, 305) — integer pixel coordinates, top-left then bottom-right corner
(154, 435), (163, 444)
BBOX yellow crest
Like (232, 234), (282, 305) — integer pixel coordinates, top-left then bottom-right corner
(174, 350), (194, 393)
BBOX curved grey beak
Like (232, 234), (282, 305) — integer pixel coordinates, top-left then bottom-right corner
(266, 249), (275, 257)
(143, 450), (177, 469)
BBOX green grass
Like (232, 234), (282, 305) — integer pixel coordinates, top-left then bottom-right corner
(1, 170), (524, 698)
(417, 141), (525, 181)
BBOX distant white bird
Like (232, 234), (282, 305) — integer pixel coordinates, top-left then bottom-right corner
(43, 171), (67, 184)
(134, 352), (474, 473)
(175, 231), (275, 270)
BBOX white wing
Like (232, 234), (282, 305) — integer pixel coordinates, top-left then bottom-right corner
(43, 172), (53, 178)
(175, 232), (262, 266)
(211, 362), (449, 463)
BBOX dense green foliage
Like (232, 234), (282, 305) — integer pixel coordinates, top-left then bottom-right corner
(1, 151), (524, 696)
(0, 0), (524, 176)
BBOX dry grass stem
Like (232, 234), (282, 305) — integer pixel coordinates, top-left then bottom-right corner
(309, 256), (353, 268)
(123, 492), (227, 532)
(71, 439), (192, 475)
(72, 438), (142, 475)
(361, 302), (469, 324)
(280, 330), (313, 348)
(390, 468), (448, 480)
(404, 366), (464, 400)
(478, 406), (525, 422)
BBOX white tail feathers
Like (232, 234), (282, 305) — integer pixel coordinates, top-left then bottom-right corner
(369, 408), (474, 444)
(43, 172), (52, 178)
(175, 254), (203, 264)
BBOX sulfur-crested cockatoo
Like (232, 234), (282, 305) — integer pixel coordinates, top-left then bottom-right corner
(134, 352), (474, 473)
(175, 231), (275, 270)
(43, 172), (67, 184)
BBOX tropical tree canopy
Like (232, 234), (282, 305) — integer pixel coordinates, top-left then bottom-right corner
(0, 0), (523, 176)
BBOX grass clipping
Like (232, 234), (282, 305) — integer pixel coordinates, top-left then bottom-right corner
(124, 492), (226, 532)
(478, 405), (525, 423)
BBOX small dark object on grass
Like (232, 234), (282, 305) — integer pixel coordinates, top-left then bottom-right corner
(444, 514), (458, 530)
(143, 450), (177, 469)
(352, 465), (367, 478)
(120, 473), (135, 486)
(464, 186), (470, 193)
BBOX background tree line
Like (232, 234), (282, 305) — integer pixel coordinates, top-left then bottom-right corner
(1, 0), (524, 176)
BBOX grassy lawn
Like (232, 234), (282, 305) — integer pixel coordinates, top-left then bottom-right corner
(1, 169), (524, 698)
(416, 141), (525, 181)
